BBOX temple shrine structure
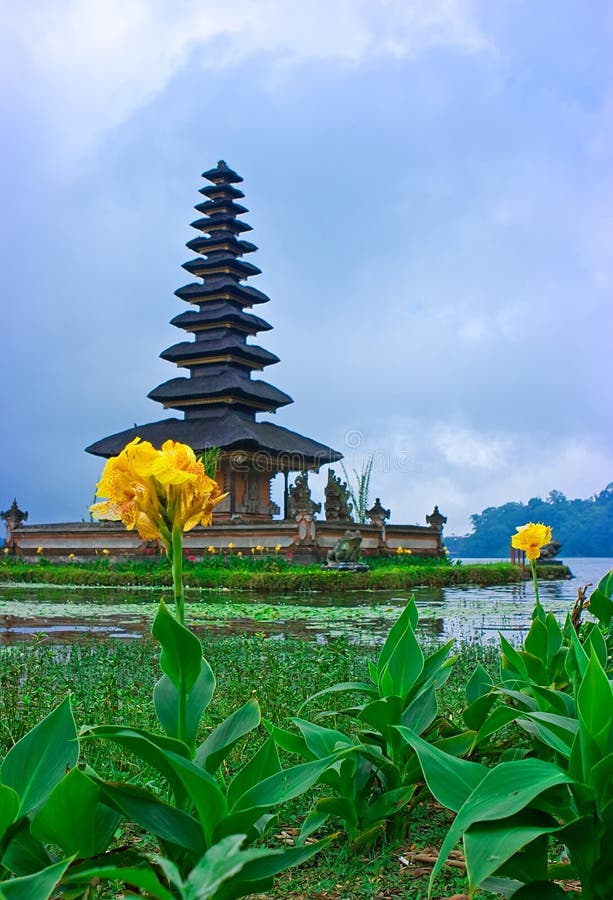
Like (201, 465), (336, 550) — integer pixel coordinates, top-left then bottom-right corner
(4, 162), (446, 561)
(86, 161), (342, 522)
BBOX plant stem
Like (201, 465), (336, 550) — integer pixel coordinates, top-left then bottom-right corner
(171, 527), (185, 625)
(529, 558), (545, 620)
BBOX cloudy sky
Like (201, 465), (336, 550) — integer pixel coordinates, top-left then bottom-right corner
(1, 0), (611, 535)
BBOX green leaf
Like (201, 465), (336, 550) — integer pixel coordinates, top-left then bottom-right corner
(1, 696), (78, 817)
(234, 753), (347, 811)
(400, 686), (438, 735)
(195, 697), (261, 774)
(473, 704), (519, 749)
(396, 726), (488, 812)
(588, 569), (613, 627)
(0, 820), (52, 877)
(0, 785), (19, 843)
(464, 810), (563, 892)
(463, 693), (496, 731)
(0, 856), (74, 900)
(154, 654), (215, 748)
(515, 712), (578, 759)
(500, 636), (530, 682)
(377, 598), (418, 675)
(152, 600), (204, 693)
(297, 681), (378, 713)
(161, 751), (228, 846)
(292, 719), (354, 759)
(577, 648), (613, 753)
(262, 721), (311, 759)
(357, 696), (403, 740)
(377, 621), (424, 699)
(582, 626), (608, 671)
(98, 782), (205, 858)
(31, 767), (119, 857)
(430, 759), (574, 891)
(83, 725), (191, 804)
(227, 737), (281, 811)
(63, 864), (174, 900)
(524, 617), (548, 664)
(466, 663), (494, 704)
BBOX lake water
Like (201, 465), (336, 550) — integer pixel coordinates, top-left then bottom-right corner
(0, 557), (610, 646)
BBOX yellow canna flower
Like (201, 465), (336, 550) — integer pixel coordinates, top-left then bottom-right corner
(90, 437), (226, 554)
(208, 546), (215, 553)
(228, 542), (234, 549)
(3, 547), (9, 554)
(250, 547), (256, 554)
(68, 553), (75, 560)
(37, 547), (43, 554)
(102, 548), (110, 555)
(275, 544), (282, 552)
(511, 522), (552, 561)
(396, 546), (403, 554)
(237, 551), (243, 557)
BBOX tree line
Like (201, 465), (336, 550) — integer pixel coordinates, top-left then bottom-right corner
(445, 483), (613, 558)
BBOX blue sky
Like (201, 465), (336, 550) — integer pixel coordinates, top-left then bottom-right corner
(1, 0), (611, 535)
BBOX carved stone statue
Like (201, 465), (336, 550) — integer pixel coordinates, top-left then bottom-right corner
(327, 529), (363, 563)
(288, 472), (321, 519)
(366, 497), (390, 527)
(324, 469), (353, 522)
(538, 540), (562, 560)
(426, 505), (447, 531)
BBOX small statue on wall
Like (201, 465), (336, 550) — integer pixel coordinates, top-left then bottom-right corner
(324, 469), (353, 522)
(426, 505), (447, 532)
(366, 497), (390, 528)
(288, 472), (321, 519)
(1, 499), (28, 550)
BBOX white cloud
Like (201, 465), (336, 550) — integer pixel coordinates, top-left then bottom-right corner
(1, 0), (489, 155)
(433, 423), (509, 470)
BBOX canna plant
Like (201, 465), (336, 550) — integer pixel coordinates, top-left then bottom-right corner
(0, 439), (341, 899)
(267, 598), (472, 847)
(398, 538), (613, 899)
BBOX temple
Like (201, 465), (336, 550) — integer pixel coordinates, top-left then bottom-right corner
(86, 161), (342, 521)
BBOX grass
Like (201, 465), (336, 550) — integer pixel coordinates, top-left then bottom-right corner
(0, 633), (501, 898)
(0, 555), (561, 593)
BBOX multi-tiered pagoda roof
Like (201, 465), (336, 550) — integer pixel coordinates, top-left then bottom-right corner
(87, 162), (341, 502)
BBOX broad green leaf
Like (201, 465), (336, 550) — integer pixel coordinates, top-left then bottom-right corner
(464, 810), (563, 892)
(213, 808), (276, 843)
(0, 856), (74, 900)
(466, 663), (494, 705)
(292, 719), (354, 760)
(83, 725), (191, 804)
(377, 598), (418, 675)
(362, 784), (415, 827)
(357, 696), (403, 736)
(235, 752), (347, 811)
(0, 785), (19, 843)
(582, 626), (608, 671)
(589, 752), (613, 808)
(417, 639), (455, 693)
(430, 759), (574, 891)
(566, 627), (589, 688)
(588, 588), (613, 627)
(463, 693), (495, 731)
(227, 737), (281, 811)
(152, 600), (204, 693)
(473, 704), (518, 749)
(195, 698), (261, 774)
(63, 864), (174, 900)
(161, 751), (227, 845)
(1, 696), (78, 816)
(0, 820), (52, 877)
(183, 834), (264, 898)
(31, 767), (119, 857)
(524, 617), (548, 664)
(400, 686), (438, 735)
(99, 782), (205, 858)
(378, 621), (424, 699)
(544, 613), (564, 668)
(515, 712), (578, 759)
(297, 681), (377, 714)
(262, 721), (311, 759)
(216, 832), (335, 892)
(500, 636), (530, 682)
(154, 654), (215, 748)
(396, 726), (488, 812)
(577, 648), (613, 752)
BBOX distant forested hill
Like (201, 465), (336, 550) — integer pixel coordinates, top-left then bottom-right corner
(445, 484), (613, 558)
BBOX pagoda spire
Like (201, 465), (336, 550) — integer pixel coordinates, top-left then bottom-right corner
(149, 161), (293, 419)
